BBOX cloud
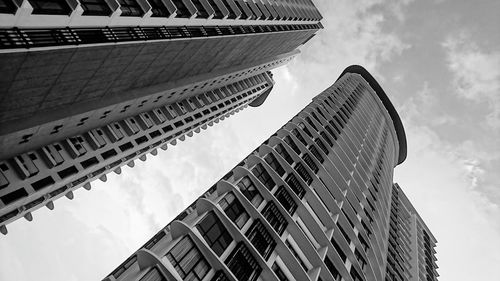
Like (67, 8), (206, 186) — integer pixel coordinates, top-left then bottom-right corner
(442, 31), (500, 129)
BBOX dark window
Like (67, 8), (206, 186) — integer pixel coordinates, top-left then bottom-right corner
(118, 0), (144, 16)
(350, 267), (364, 281)
(101, 149), (118, 160)
(330, 238), (347, 262)
(135, 135), (149, 145)
(291, 129), (307, 146)
(81, 157), (99, 169)
(338, 224), (351, 244)
(210, 271), (230, 281)
(245, 219), (276, 260)
(1, 188), (28, 205)
(285, 240), (308, 271)
(57, 166), (78, 179)
(251, 164), (275, 191)
(219, 192), (249, 229)
(31, 176), (55, 191)
(0, 0), (17, 14)
(225, 242), (261, 281)
(80, 0), (111, 15)
(197, 212), (233, 257)
(119, 142), (134, 153)
(139, 267), (166, 281)
(315, 138), (329, 155)
(149, 0), (170, 17)
(355, 249), (367, 270)
(166, 236), (210, 281)
(309, 145), (324, 163)
(272, 263), (289, 281)
(284, 135), (301, 155)
(264, 153), (285, 177)
(285, 174), (305, 199)
(298, 122), (313, 138)
(274, 143), (293, 165)
(302, 153), (319, 174)
(305, 117), (318, 131)
(324, 257), (341, 280)
(320, 131), (334, 147)
(28, 0), (71, 15)
(274, 186), (297, 215)
(261, 201), (288, 235)
(237, 176), (263, 207)
(172, 0), (190, 17)
(191, 0), (209, 18)
(294, 162), (313, 185)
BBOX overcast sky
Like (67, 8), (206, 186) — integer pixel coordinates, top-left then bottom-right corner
(1, 0), (499, 280)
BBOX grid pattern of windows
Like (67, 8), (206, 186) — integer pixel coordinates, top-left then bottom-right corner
(165, 236), (210, 281)
(285, 240), (308, 271)
(251, 164), (275, 191)
(28, 0), (71, 15)
(309, 145), (324, 163)
(245, 219), (276, 260)
(237, 176), (263, 207)
(274, 186), (297, 215)
(80, 0), (111, 15)
(264, 153), (285, 177)
(225, 242), (262, 281)
(117, 0), (144, 16)
(285, 173), (306, 199)
(197, 212), (233, 257)
(261, 201), (288, 235)
(324, 257), (341, 281)
(291, 129), (307, 146)
(219, 192), (249, 229)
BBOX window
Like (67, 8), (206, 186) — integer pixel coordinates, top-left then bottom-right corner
(274, 186), (297, 215)
(1, 188), (28, 205)
(285, 240), (308, 271)
(149, 0), (170, 17)
(320, 131), (334, 147)
(81, 157), (99, 169)
(225, 242), (261, 281)
(294, 163), (313, 185)
(57, 166), (78, 179)
(264, 153), (285, 177)
(261, 201), (288, 235)
(31, 176), (55, 191)
(315, 138), (329, 154)
(302, 153), (319, 174)
(245, 219), (276, 260)
(324, 257), (341, 281)
(274, 144), (293, 165)
(285, 174), (305, 199)
(284, 135), (301, 155)
(291, 129), (307, 146)
(350, 267), (364, 281)
(237, 176), (263, 207)
(219, 192), (249, 229)
(28, 0), (71, 15)
(272, 262), (289, 281)
(298, 122), (313, 138)
(166, 236), (210, 281)
(197, 212), (233, 257)
(210, 271), (230, 281)
(119, 142), (134, 152)
(101, 149), (117, 160)
(118, 0), (144, 16)
(309, 145), (324, 164)
(330, 238), (347, 262)
(355, 249), (367, 270)
(139, 267), (166, 281)
(252, 164), (275, 191)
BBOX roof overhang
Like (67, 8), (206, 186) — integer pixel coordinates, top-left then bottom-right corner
(337, 65), (407, 165)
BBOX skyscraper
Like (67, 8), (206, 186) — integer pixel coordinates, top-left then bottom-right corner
(0, 0), (322, 233)
(103, 65), (437, 281)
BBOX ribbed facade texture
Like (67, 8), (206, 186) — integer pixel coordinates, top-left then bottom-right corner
(104, 66), (437, 281)
(385, 183), (438, 281)
(0, 0), (323, 233)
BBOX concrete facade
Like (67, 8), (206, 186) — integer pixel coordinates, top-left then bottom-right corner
(0, 0), (323, 233)
(103, 66), (437, 281)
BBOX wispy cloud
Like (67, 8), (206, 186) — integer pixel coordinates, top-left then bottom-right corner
(443, 31), (500, 129)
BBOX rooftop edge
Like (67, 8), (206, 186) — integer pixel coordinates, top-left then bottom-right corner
(337, 65), (407, 165)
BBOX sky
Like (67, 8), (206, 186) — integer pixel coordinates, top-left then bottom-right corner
(1, 0), (500, 280)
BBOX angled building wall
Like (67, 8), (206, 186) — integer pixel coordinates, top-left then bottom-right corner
(103, 66), (436, 281)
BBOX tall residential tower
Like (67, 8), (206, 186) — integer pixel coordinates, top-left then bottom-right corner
(0, 0), (322, 232)
(104, 65), (438, 281)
